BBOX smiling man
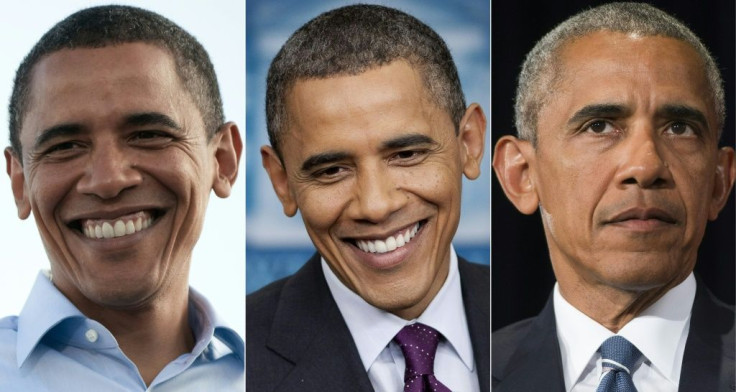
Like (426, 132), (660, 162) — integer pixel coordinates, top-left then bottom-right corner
(247, 4), (489, 392)
(492, 3), (735, 392)
(0, 6), (243, 391)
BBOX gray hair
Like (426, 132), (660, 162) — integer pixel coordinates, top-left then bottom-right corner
(515, 2), (724, 144)
(266, 4), (466, 158)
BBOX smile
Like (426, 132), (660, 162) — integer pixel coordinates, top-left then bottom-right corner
(355, 222), (421, 254)
(80, 211), (156, 239)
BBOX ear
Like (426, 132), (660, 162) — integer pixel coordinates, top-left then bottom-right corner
(5, 147), (31, 219)
(261, 145), (298, 217)
(458, 103), (487, 180)
(708, 146), (735, 220)
(211, 122), (242, 198)
(492, 135), (539, 215)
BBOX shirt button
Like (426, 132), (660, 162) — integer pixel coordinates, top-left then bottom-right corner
(85, 329), (99, 343)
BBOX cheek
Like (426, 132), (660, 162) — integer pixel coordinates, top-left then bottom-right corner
(27, 165), (79, 218)
(296, 186), (348, 232)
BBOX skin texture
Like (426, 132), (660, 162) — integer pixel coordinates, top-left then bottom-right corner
(493, 32), (735, 332)
(262, 60), (486, 320)
(5, 43), (241, 384)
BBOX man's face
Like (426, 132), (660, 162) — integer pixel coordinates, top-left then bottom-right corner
(263, 61), (484, 318)
(529, 31), (734, 292)
(7, 43), (230, 310)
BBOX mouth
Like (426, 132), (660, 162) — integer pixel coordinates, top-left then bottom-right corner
(69, 210), (164, 239)
(351, 220), (425, 255)
(604, 207), (678, 226)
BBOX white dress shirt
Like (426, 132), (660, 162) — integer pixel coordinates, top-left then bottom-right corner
(554, 273), (695, 392)
(322, 245), (479, 392)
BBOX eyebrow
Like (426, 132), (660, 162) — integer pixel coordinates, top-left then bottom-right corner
(381, 133), (436, 150)
(301, 151), (351, 172)
(300, 133), (437, 172)
(32, 112), (182, 151)
(655, 104), (708, 129)
(33, 123), (84, 151)
(124, 112), (182, 130)
(567, 104), (630, 127)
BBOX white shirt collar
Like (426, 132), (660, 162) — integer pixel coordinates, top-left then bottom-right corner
(554, 273), (695, 390)
(321, 245), (475, 372)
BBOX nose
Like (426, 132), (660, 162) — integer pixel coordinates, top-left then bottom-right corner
(76, 140), (142, 199)
(614, 127), (672, 189)
(348, 166), (407, 223)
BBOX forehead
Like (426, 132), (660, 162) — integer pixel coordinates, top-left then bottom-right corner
(539, 31), (715, 130)
(282, 61), (449, 152)
(21, 43), (196, 143)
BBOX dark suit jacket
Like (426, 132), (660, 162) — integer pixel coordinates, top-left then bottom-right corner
(247, 253), (490, 392)
(492, 281), (735, 391)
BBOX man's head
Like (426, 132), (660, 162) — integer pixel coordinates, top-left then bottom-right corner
(493, 2), (735, 296)
(9, 5), (224, 160)
(5, 6), (241, 312)
(261, 5), (486, 319)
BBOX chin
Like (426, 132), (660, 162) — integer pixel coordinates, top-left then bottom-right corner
(599, 254), (688, 291)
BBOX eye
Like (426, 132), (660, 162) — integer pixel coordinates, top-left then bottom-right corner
(584, 120), (616, 134)
(311, 166), (349, 183)
(41, 141), (86, 160)
(391, 149), (428, 164)
(129, 130), (174, 146)
(665, 122), (695, 136)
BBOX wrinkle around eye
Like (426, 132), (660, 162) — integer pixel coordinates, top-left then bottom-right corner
(128, 130), (176, 147)
(308, 165), (352, 184)
(389, 149), (430, 165)
(34, 141), (88, 162)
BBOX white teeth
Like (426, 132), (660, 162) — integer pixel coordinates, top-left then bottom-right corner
(81, 212), (155, 240)
(355, 222), (421, 254)
(113, 221), (126, 237)
(102, 222), (114, 238)
(385, 236), (397, 251)
(396, 234), (405, 247)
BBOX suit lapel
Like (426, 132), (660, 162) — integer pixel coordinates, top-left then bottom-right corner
(679, 281), (735, 392)
(496, 295), (566, 392)
(266, 254), (374, 392)
(458, 258), (491, 392)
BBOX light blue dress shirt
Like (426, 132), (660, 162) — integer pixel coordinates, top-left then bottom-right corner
(0, 272), (244, 391)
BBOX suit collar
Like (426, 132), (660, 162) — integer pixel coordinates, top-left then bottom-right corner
(458, 258), (491, 392)
(679, 278), (735, 392)
(266, 254), (374, 391)
(494, 294), (566, 392)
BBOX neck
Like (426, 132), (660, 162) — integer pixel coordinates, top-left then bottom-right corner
(62, 281), (194, 386)
(556, 271), (689, 332)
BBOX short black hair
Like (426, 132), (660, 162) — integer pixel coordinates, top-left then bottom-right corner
(266, 4), (466, 158)
(9, 5), (224, 159)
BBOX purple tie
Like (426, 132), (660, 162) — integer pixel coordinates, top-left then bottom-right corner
(394, 323), (452, 392)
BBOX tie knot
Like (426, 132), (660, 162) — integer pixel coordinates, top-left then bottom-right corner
(394, 323), (441, 375)
(599, 336), (642, 373)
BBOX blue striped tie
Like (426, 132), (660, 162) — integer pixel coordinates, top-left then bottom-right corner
(596, 336), (642, 392)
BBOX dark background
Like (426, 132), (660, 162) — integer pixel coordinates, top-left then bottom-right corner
(491, 0), (735, 331)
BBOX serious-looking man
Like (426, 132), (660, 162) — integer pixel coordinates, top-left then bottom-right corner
(247, 5), (489, 391)
(0, 6), (243, 391)
(493, 3), (735, 391)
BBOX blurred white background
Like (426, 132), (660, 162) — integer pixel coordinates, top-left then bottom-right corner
(0, 0), (245, 337)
